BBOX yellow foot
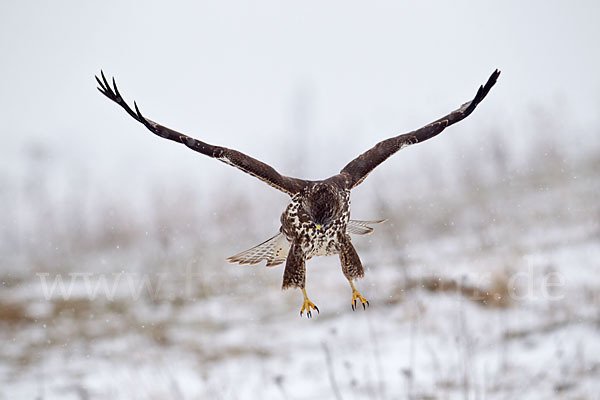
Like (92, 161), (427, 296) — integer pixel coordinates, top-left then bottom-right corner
(300, 288), (319, 318)
(351, 289), (369, 311)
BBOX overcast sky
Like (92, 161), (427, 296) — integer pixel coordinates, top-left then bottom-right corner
(1, 0), (599, 191)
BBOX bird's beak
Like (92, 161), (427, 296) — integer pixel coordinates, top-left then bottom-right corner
(316, 224), (323, 231)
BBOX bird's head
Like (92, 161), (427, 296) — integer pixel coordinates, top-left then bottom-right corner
(302, 183), (342, 232)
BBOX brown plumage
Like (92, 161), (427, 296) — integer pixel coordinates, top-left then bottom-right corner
(96, 69), (500, 317)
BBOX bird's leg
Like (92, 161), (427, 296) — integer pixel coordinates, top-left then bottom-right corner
(338, 235), (368, 311)
(300, 288), (319, 318)
(349, 280), (369, 311)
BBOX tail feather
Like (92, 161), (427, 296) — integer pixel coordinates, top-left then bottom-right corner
(226, 233), (290, 267)
(227, 219), (385, 267)
(346, 219), (386, 235)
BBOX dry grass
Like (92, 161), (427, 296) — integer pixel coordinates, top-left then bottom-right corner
(420, 271), (514, 308)
(0, 300), (33, 324)
(387, 271), (514, 309)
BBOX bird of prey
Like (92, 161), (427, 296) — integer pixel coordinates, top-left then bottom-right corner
(96, 69), (500, 317)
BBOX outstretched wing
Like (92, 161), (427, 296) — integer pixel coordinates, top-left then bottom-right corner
(95, 71), (308, 196)
(340, 70), (500, 189)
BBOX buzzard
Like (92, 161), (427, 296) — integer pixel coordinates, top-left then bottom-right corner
(96, 69), (500, 317)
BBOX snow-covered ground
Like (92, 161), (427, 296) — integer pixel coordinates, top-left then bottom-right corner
(1, 153), (599, 400)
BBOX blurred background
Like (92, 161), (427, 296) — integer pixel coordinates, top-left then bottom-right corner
(1, 1), (599, 399)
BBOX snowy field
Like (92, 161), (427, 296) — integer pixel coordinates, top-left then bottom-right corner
(1, 145), (598, 400)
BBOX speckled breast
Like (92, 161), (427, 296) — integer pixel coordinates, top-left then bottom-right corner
(280, 188), (351, 259)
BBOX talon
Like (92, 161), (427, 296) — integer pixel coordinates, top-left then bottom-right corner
(350, 285), (369, 312)
(300, 288), (319, 318)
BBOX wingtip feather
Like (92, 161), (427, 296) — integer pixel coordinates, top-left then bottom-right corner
(134, 101), (142, 117)
(95, 75), (104, 89)
(101, 70), (109, 88)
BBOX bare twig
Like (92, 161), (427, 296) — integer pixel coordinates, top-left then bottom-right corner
(366, 311), (386, 400)
(322, 342), (344, 400)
